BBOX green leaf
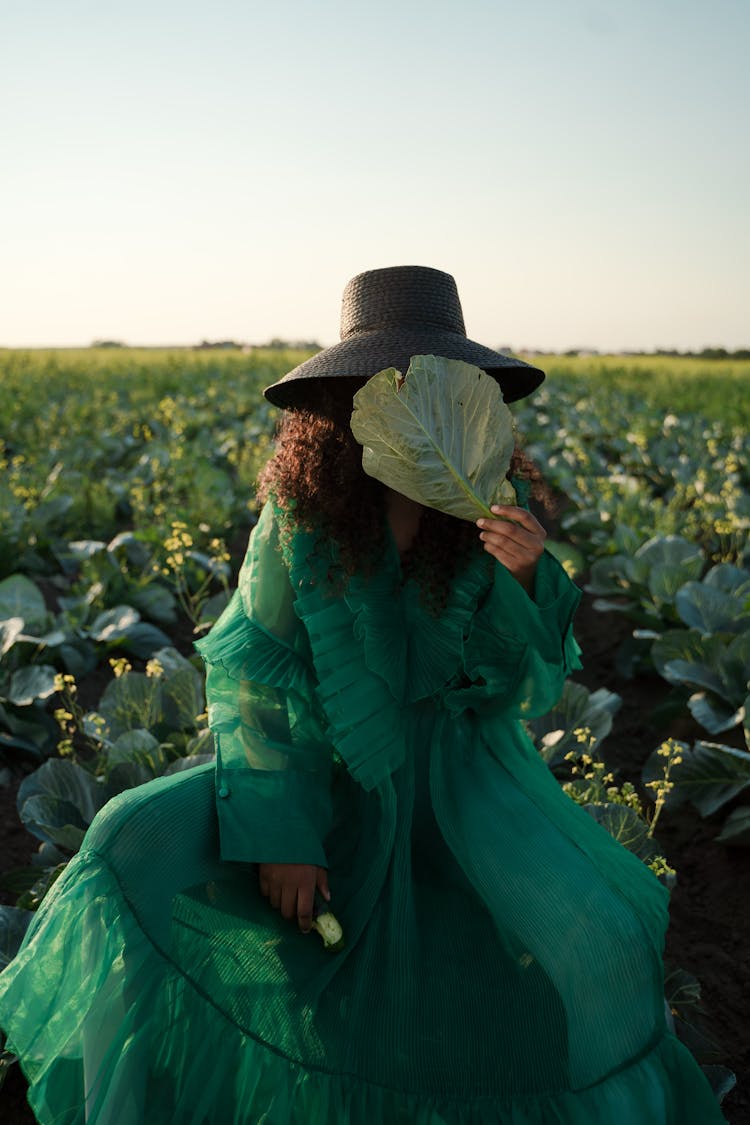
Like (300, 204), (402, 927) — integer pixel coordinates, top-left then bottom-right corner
(87, 607), (172, 658)
(676, 581), (750, 634)
(0, 618), (24, 657)
(718, 633), (750, 702)
(688, 693), (744, 734)
(350, 355), (516, 521)
(0, 906), (33, 970)
(116, 622), (173, 659)
(130, 583), (178, 625)
(583, 802), (660, 861)
(164, 753), (215, 774)
(154, 647), (205, 729)
(0, 867), (42, 896)
(16, 628), (67, 648)
(651, 629), (723, 681)
(0, 575), (47, 630)
(664, 659), (725, 697)
(0, 731), (44, 760)
(703, 562), (750, 599)
(715, 806), (750, 846)
(197, 590), (230, 631)
(107, 531), (153, 569)
(15, 864), (68, 911)
(632, 535), (704, 575)
(97, 675), (163, 739)
(88, 605), (140, 641)
(17, 759), (109, 848)
(29, 494), (73, 531)
(528, 681), (621, 767)
(647, 740), (750, 816)
(544, 540), (585, 580)
(4, 665), (58, 707)
(65, 539), (107, 562)
(106, 728), (166, 772)
(648, 564), (692, 607)
(584, 553), (635, 596)
(590, 597), (639, 615)
(664, 966), (701, 1013)
(701, 1065), (736, 1105)
(58, 638), (98, 678)
(0, 704), (56, 757)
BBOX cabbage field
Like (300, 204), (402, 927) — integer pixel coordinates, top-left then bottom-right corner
(0, 347), (748, 1122)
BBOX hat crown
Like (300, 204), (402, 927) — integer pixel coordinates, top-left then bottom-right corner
(340, 265), (466, 341)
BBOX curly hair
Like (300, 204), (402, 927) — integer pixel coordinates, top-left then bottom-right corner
(257, 378), (554, 613)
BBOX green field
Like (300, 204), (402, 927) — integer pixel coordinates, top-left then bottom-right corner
(2, 347), (748, 563)
(1, 347), (749, 1096)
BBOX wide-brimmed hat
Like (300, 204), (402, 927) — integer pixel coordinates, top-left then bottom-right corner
(263, 265), (544, 408)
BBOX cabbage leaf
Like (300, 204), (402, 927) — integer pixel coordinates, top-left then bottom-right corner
(350, 355), (516, 520)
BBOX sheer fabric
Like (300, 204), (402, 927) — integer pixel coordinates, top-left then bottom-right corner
(0, 495), (727, 1124)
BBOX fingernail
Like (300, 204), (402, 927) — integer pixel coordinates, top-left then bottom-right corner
(476, 519), (485, 528)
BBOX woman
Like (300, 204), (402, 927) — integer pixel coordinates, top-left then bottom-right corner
(0, 266), (727, 1123)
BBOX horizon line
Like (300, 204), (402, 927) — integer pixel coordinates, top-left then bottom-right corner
(1, 342), (748, 357)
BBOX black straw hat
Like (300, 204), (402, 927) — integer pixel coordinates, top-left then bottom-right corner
(263, 265), (544, 408)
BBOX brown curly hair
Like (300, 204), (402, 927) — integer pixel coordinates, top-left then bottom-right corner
(257, 378), (554, 612)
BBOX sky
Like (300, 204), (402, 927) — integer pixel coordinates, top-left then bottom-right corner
(1, 0), (748, 352)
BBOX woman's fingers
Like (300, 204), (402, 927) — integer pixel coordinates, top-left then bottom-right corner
(480, 524), (539, 553)
(297, 880), (315, 933)
(257, 864), (331, 934)
(280, 883), (297, 921)
(476, 506), (544, 595)
(477, 505), (546, 570)
(482, 536), (526, 561)
(316, 867), (331, 902)
(488, 505), (546, 536)
(477, 510), (545, 541)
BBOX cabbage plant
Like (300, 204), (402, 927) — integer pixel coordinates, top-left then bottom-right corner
(350, 355), (517, 520)
(642, 736), (750, 846)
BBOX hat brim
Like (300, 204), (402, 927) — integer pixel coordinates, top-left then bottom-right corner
(263, 329), (544, 408)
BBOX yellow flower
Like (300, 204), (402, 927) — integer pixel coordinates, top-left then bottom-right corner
(109, 657), (132, 678)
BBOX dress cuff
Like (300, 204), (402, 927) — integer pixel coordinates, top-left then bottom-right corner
(214, 751), (332, 868)
(488, 548), (582, 666)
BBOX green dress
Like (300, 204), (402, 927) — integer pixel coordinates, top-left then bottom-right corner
(0, 500), (727, 1124)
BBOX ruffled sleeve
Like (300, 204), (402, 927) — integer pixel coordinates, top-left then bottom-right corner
(446, 545), (583, 721)
(194, 503), (334, 868)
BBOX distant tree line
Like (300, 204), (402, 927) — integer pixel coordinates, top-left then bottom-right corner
(194, 338), (322, 351)
(87, 340), (748, 359)
(556, 346), (750, 360)
(650, 347), (750, 360)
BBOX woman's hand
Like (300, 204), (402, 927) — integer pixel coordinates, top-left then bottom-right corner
(476, 505), (547, 595)
(258, 863), (331, 934)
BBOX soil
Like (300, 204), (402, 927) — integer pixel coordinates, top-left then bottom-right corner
(0, 587), (747, 1124)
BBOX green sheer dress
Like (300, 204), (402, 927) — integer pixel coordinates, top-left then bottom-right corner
(0, 497), (727, 1124)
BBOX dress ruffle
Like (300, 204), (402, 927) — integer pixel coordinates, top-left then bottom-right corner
(445, 552), (583, 720)
(195, 589), (314, 705)
(291, 549), (408, 792)
(343, 538), (494, 706)
(197, 503), (584, 793)
(285, 517), (502, 790)
(0, 785), (726, 1124)
(194, 584), (334, 867)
